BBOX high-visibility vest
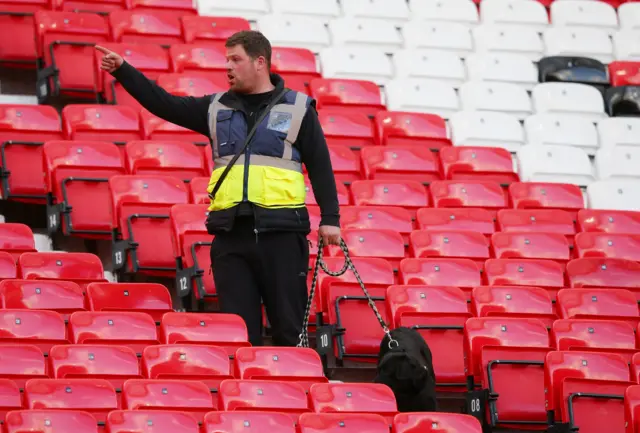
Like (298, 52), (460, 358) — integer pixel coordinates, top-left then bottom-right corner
(206, 90), (311, 212)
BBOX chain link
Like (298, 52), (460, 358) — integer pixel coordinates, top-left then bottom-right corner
(297, 236), (398, 350)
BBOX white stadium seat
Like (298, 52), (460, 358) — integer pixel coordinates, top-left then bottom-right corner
(197, 0), (269, 20)
(408, 0), (479, 26)
(319, 47), (394, 85)
(480, 0), (549, 32)
(597, 117), (640, 149)
(472, 25), (544, 62)
(525, 114), (600, 156)
(328, 17), (403, 53)
(464, 52), (538, 91)
(257, 14), (330, 53)
(393, 49), (466, 87)
(403, 21), (474, 58)
(459, 80), (532, 120)
(531, 82), (607, 122)
(550, 1), (619, 34)
(587, 179), (640, 211)
(613, 30), (640, 61)
(450, 110), (526, 152)
(517, 144), (595, 186)
(341, 0), (410, 24)
(543, 27), (614, 64)
(270, 0), (341, 21)
(618, 3), (640, 31)
(595, 145), (640, 181)
(384, 78), (460, 119)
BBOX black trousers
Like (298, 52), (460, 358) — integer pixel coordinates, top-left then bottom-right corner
(209, 216), (310, 347)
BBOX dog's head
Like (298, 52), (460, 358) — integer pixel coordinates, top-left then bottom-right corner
(376, 350), (429, 393)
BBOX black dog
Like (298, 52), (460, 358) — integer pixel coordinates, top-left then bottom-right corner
(373, 326), (438, 413)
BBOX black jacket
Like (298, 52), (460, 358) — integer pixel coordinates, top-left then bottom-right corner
(110, 62), (340, 234)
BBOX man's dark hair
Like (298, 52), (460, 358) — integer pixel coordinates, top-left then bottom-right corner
(226, 30), (272, 69)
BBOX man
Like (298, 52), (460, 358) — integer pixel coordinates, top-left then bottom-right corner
(95, 31), (341, 347)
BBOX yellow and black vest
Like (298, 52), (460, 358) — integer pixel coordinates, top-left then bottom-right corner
(206, 89), (311, 214)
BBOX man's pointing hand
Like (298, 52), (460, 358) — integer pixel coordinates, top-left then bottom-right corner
(95, 45), (123, 74)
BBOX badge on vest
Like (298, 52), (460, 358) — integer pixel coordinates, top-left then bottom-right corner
(267, 111), (293, 133)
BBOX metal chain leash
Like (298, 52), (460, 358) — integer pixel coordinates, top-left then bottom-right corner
(297, 236), (399, 350)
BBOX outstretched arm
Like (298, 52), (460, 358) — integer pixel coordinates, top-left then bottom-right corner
(96, 45), (211, 138)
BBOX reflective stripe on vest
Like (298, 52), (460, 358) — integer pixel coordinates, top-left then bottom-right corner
(205, 90), (310, 212)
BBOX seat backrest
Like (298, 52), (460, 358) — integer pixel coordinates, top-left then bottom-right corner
(532, 81), (608, 120)
(62, 105), (141, 143)
(49, 344), (140, 383)
(480, 0), (548, 30)
(459, 80), (532, 119)
(203, 411), (296, 433)
(329, 17), (403, 51)
(69, 311), (158, 353)
(525, 113), (599, 154)
(34, 10), (109, 57)
(0, 343), (47, 387)
(483, 258), (565, 291)
(107, 409), (200, 433)
(449, 110), (525, 152)
(399, 258), (482, 290)
(416, 208), (496, 237)
(471, 285), (554, 321)
(430, 180), (508, 210)
(393, 412), (483, 433)
(567, 257), (640, 290)
(587, 179), (640, 212)
(169, 203), (210, 257)
(309, 78), (384, 111)
(597, 117), (640, 148)
(188, 177), (211, 204)
(141, 344), (231, 385)
(465, 52), (537, 91)
(234, 347), (325, 380)
(556, 288), (639, 322)
(0, 309), (67, 353)
(472, 24), (543, 61)
(169, 43), (228, 73)
(156, 73), (227, 97)
(350, 180), (429, 208)
(509, 182), (585, 213)
(319, 46), (393, 85)
(339, 206), (413, 238)
(552, 318), (636, 360)
(298, 413), (390, 433)
(361, 146), (440, 182)
(408, 0), (478, 25)
(0, 279), (85, 317)
(317, 109), (375, 148)
(374, 111), (451, 149)
(18, 252), (105, 284)
(4, 410), (99, 433)
(410, 230), (490, 263)
(575, 232), (640, 261)
(109, 10), (182, 44)
(218, 379), (309, 412)
(182, 15), (251, 44)
(386, 284), (470, 328)
(517, 144), (594, 186)
(491, 232), (571, 262)
(550, 0), (618, 30)
(125, 141), (207, 181)
(384, 78), (459, 119)
(308, 382), (397, 415)
(86, 282), (173, 322)
(577, 209), (640, 235)
(497, 209), (576, 238)
(0, 104), (63, 142)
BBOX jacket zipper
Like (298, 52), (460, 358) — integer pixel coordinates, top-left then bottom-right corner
(242, 110), (251, 203)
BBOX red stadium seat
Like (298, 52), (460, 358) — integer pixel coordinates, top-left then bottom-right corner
(49, 344), (141, 389)
(631, 353), (640, 384)
(108, 410), (200, 433)
(393, 413), (483, 433)
(24, 378), (118, 424)
(122, 379), (215, 421)
(54, 0), (127, 12)
(170, 204), (214, 302)
(298, 413), (389, 433)
(0, 279), (85, 320)
(0, 309), (67, 355)
(189, 177), (210, 204)
(169, 43), (227, 77)
(318, 110), (376, 149)
(69, 311), (159, 355)
(62, 104), (143, 145)
(464, 317), (550, 429)
(308, 383), (397, 423)
(0, 0), (42, 66)
(309, 145), (359, 184)
(309, 78), (385, 117)
(625, 386), (640, 433)
(439, 146), (519, 184)
(471, 286), (556, 327)
(360, 146), (441, 183)
(609, 61), (640, 87)
(551, 319), (637, 362)
(374, 111), (451, 150)
(181, 15), (251, 45)
(386, 285), (471, 389)
(218, 380), (310, 422)
(399, 258), (482, 296)
(483, 259), (565, 301)
(328, 228), (405, 271)
(556, 288), (639, 327)
(0, 379), (21, 423)
(544, 351), (632, 433)
(34, 11), (110, 102)
(271, 47), (321, 96)
(96, 43), (170, 109)
(340, 206), (413, 243)
(125, 140), (207, 182)
(305, 178), (351, 206)
(577, 209), (640, 235)
(497, 209), (577, 245)
(350, 180), (429, 218)
(86, 282), (172, 324)
(109, 10), (182, 45)
(491, 232), (571, 263)
(574, 232), (640, 261)
(129, 0), (197, 14)
(416, 208), (496, 238)
(141, 109), (210, 145)
(0, 223), (35, 260)
(4, 410), (99, 433)
(0, 344), (47, 388)
(430, 180), (509, 214)
(566, 258), (640, 300)
(203, 411), (295, 433)
(43, 140), (126, 239)
(142, 344), (232, 390)
(160, 312), (250, 356)
(509, 182), (585, 216)
(0, 104), (63, 202)
(234, 347), (327, 391)
(109, 175), (189, 275)
(0, 252), (17, 280)
(156, 73), (227, 97)
(18, 252), (107, 289)
(409, 230), (490, 266)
